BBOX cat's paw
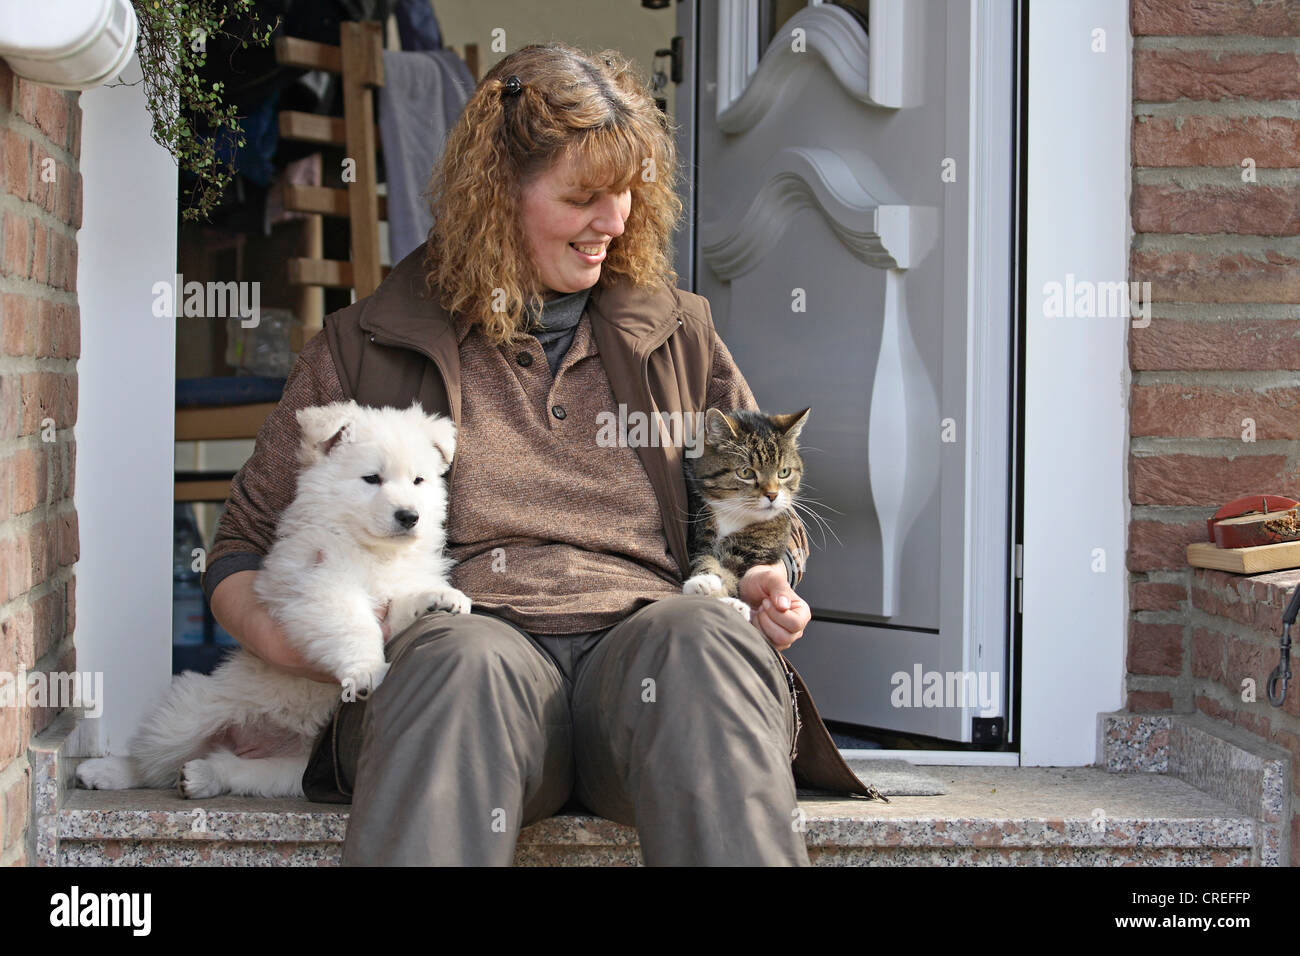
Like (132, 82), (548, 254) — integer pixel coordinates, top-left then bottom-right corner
(718, 596), (752, 622)
(683, 573), (725, 598)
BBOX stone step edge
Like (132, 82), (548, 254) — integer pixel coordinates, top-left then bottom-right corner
(56, 799), (1256, 850)
(1097, 709), (1291, 866)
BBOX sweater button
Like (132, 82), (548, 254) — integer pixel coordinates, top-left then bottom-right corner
(551, 405), (566, 420)
(516, 351), (533, 367)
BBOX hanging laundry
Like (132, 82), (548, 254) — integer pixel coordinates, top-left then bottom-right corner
(378, 48), (475, 263)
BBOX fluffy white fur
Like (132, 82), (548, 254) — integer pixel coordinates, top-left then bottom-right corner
(76, 400), (470, 799)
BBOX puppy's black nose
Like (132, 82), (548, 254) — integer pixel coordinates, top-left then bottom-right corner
(394, 509), (419, 529)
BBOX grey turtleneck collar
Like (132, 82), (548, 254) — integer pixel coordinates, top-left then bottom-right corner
(527, 285), (594, 377)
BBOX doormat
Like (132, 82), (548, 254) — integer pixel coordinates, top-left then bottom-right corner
(852, 759), (949, 795)
(797, 759), (949, 797)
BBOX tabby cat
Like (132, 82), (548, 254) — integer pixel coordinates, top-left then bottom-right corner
(682, 407), (811, 621)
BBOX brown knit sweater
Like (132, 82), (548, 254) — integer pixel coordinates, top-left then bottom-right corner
(203, 301), (810, 634)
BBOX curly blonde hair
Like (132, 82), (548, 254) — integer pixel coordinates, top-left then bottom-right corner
(423, 44), (682, 346)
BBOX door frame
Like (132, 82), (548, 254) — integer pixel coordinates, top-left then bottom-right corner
(1018, 0), (1129, 767)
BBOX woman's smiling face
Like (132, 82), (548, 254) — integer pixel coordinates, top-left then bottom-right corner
(520, 151), (631, 299)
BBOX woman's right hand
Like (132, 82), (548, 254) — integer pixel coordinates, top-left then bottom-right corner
(210, 569), (340, 685)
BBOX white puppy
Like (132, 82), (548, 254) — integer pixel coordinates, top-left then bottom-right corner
(76, 399), (470, 799)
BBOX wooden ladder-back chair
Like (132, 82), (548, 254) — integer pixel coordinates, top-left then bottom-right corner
(275, 23), (480, 340)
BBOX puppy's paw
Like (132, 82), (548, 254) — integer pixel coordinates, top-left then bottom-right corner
(421, 587), (471, 616)
(367, 660), (391, 692)
(76, 756), (135, 791)
(718, 596), (752, 622)
(683, 573), (725, 598)
(179, 758), (223, 799)
(341, 659), (390, 700)
(385, 594), (427, 637)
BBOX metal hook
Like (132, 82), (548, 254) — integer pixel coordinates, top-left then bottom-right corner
(1266, 584), (1300, 706)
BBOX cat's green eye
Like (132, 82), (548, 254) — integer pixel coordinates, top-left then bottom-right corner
(778, 468), (791, 478)
(737, 467), (755, 480)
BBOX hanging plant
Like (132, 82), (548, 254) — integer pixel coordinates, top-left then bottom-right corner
(124, 0), (279, 221)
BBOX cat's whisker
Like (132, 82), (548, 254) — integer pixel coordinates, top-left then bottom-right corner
(792, 512), (840, 551)
(670, 501), (719, 526)
(792, 495), (845, 516)
(790, 499), (842, 548)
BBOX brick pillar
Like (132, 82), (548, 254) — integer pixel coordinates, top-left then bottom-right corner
(0, 61), (82, 867)
(1129, 0), (1300, 863)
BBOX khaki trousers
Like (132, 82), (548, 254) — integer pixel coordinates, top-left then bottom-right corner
(338, 594), (809, 866)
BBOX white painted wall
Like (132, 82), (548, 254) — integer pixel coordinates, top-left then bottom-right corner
(1021, 0), (1130, 765)
(70, 54), (176, 756)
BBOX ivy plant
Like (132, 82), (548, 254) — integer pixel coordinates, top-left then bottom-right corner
(126, 0), (279, 221)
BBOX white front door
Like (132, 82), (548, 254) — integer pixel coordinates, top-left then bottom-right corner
(675, 0), (1018, 744)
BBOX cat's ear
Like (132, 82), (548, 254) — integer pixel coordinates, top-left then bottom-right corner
(704, 408), (738, 444)
(772, 407), (811, 442)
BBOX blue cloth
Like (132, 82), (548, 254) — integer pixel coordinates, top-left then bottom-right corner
(214, 89), (280, 189)
(378, 49), (475, 263)
(176, 376), (287, 408)
(396, 0), (443, 50)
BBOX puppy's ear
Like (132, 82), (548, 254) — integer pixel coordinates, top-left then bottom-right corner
(296, 402), (358, 465)
(422, 414), (456, 474)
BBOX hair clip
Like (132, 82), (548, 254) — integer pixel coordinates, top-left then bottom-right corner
(503, 75), (523, 96)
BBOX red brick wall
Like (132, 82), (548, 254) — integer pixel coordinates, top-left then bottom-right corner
(0, 61), (82, 867)
(1129, 0), (1300, 862)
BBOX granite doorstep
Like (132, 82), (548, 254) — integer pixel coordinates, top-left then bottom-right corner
(806, 846), (1254, 866)
(61, 840), (344, 867)
(1167, 715), (1290, 825)
(55, 765), (1257, 865)
(58, 841), (1253, 868)
(28, 710), (80, 867)
(1166, 714), (1291, 867)
(1098, 711), (1172, 772)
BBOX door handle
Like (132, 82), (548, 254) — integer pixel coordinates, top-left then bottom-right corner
(656, 36), (683, 85)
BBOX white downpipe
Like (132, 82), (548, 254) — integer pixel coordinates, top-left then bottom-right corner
(0, 0), (137, 91)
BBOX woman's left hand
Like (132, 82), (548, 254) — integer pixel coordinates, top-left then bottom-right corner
(738, 564), (811, 652)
